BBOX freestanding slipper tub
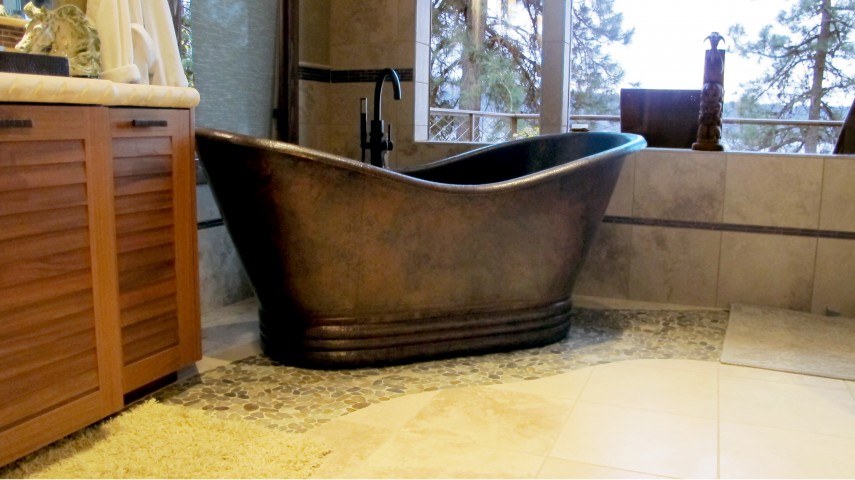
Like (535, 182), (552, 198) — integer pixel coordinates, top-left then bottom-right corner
(196, 128), (645, 368)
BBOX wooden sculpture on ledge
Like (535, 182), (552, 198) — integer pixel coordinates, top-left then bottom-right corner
(693, 32), (726, 151)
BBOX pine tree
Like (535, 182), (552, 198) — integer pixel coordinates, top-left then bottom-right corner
(728, 0), (855, 153)
(570, 0), (633, 115)
(430, 0), (632, 117)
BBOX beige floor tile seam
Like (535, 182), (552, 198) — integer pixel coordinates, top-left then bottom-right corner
(536, 457), (681, 479)
(716, 417), (855, 444)
(849, 381), (855, 401)
(715, 357), (722, 480)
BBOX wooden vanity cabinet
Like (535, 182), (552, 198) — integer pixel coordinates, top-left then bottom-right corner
(0, 104), (200, 466)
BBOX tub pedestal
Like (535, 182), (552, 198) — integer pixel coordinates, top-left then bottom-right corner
(259, 299), (573, 368)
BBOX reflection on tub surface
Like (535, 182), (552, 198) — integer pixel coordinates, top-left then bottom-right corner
(196, 128), (645, 368)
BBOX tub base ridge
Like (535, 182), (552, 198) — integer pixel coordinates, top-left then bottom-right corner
(259, 299), (573, 369)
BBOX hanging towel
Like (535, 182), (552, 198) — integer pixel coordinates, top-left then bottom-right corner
(87, 0), (140, 83)
(140, 0), (188, 87)
(87, 0), (187, 87)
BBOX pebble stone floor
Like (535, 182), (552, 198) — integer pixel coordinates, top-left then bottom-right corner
(153, 302), (728, 434)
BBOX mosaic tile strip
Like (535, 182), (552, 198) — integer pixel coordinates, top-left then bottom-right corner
(299, 66), (414, 83)
(154, 308), (728, 433)
(604, 215), (855, 240)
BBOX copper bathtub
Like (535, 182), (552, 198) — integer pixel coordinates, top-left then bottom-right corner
(196, 128), (645, 368)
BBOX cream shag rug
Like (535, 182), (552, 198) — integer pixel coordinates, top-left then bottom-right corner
(721, 303), (855, 381)
(0, 400), (329, 479)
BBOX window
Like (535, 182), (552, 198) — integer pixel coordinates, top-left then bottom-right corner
(426, 0), (853, 153)
(429, 0), (543, 142)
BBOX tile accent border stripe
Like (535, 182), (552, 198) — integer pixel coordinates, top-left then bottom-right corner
(603, 215), (855, 240)
(299, 66), (414, 83)
(198, 218), (225, 230)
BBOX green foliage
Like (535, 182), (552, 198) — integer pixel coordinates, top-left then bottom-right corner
(728, 0), (854, 153)
(430, 0), (632, 119)
(570, 0), (633, 115)
(178, 0), (193, 87)
(430, 0), (543, 114)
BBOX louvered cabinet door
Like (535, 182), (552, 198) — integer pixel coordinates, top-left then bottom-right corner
(0, 105), (123, 466)
(109, 108), (200, 394)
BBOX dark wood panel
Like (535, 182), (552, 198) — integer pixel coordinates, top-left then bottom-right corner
(0, 270), (92, 315)
(0, 228), (89, 266)
(0, 308), (95, 356)
(118, 243), (175, 272)
(114, 174), (172, 197)
(111, 136), (173, 158)
(0, 353), (98, 429)
(0, 248), (91, 289)
(0, 324), (95, 381)
(113, 155), (173, 178)
(119, 276), (176, 311)
(116, 225), (174, 254)
(0, 163), (87, 192)
(116, 208), (174, 234)
(0, 206), (88, 243)
(114, 190), (173, 216)
(119, 259), (176, 294)
(122, 311), (179, 364)
(0, 140), (85, 167)
(0, 184), (88, 217)
(0, 292), (93, 346)
(121, 294), (177, 328)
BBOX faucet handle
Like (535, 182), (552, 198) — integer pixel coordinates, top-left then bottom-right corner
(387, 124), (394, 151)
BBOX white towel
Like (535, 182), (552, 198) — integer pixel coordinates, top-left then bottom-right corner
(140, 0), (188, 87)
(87, 0), (140, 83)
(87, 0), (188, 87)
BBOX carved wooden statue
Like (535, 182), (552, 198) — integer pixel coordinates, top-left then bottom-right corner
(692, 32), (726, 151)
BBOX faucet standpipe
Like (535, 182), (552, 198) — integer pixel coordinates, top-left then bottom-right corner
(360, 68), (402, 168)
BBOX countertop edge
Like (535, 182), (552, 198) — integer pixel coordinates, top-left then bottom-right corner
(0, 72), (200, 108)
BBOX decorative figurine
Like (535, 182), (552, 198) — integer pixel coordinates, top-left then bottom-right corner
(15, 1), (101, 78)
(692, 32), (726, 151)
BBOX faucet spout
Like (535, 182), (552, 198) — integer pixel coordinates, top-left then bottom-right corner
(362, 68), (403, 168)
(373, 68), (402, 122)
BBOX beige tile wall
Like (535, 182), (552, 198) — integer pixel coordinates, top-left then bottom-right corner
(577, 148), (855, 316)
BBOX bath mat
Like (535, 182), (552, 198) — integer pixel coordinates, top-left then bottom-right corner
(721, 304), (855, 381)
(0, 399), (329, 479)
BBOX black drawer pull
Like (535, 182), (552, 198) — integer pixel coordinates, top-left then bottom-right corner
(132, 119), (168, 127)
(0, 119), (34, 129)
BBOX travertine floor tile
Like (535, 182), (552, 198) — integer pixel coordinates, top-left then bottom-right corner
(580, 361), (718, 419)
(345, 431), (545, 478)
(719, 363), (849, 390)
(307, 420), (396, 478)
(402, 387), (574, 456)
(536, 458), (668, 479)
(719, 375), (855, 438)
(719, 421), (855, 479)
(550, 402), (717, 478)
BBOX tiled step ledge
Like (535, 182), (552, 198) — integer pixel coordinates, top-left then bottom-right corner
(0, 72), (199, 108)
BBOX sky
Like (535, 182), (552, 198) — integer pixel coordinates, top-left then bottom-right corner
(608, 0), (786, 97)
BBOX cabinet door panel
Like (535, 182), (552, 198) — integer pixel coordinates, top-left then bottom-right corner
(109, 108), (200, 393)
(0, 105), (122, 466)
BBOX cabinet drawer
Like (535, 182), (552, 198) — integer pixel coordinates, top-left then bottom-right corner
(109, 108), (188, 139)
(0, 105), (89, 141)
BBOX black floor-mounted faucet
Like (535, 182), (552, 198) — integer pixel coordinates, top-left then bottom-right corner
(360, 68), (402, 167)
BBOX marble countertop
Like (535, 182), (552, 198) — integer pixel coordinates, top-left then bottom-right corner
(0, 16), (28, 28)
(0, 72), (200, 108)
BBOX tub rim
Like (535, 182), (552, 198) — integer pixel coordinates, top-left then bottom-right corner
(195, 127), (645, 194)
